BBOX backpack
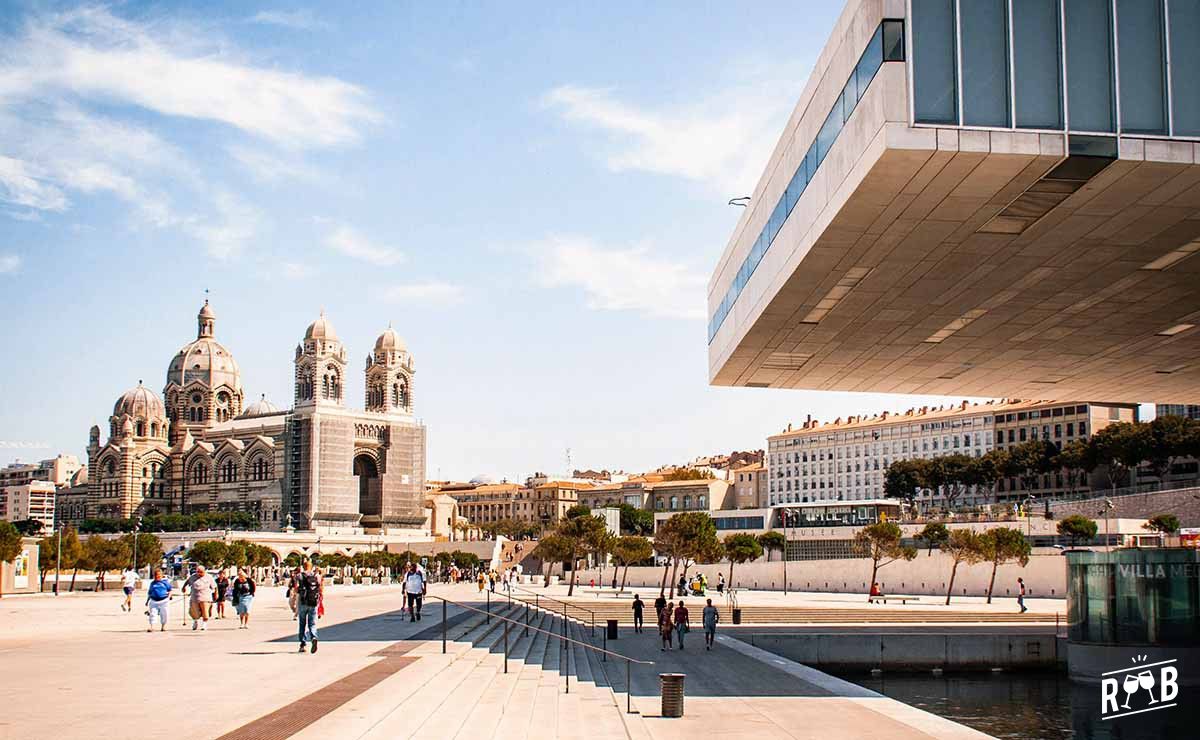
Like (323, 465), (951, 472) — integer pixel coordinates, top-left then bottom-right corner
(298, 572), (320, 607)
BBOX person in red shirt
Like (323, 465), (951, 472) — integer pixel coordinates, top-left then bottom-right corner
(673, 601), (690, 650)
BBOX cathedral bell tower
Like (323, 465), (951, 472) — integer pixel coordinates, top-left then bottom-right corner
(295, 311), (347, 407)
(364, 326), (414, 415)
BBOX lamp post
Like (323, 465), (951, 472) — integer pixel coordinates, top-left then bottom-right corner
(132, 515), (142, 576)
(1101, 498), (1115, 553)
(1024, 495), (1036, 539)
(54, 522), (62, 596)
(781, 508), (790, 596)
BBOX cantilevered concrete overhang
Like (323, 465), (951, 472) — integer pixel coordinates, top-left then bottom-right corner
(708, 2), (1200, 403)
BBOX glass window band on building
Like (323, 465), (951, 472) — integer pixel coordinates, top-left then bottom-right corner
(910, 0), (1199, 138)
(708, 20), (906, 344)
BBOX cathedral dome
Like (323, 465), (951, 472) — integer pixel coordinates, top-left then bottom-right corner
(305, 312), (338, 341)
(240, 394), (281, 418)
(165, 302), (242, 393)
(113, 382), (167, 421)
(374, 327), (406, 352)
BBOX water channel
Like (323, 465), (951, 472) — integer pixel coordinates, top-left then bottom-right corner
(836, 671), (1200, 739)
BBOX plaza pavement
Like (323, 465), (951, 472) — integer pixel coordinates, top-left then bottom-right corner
(0, 582), (1000, 739)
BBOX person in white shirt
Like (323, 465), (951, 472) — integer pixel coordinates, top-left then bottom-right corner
(120, 568), (140, 613)
(403, 563), (426, 622)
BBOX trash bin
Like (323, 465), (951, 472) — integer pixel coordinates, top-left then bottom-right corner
(732, 608), (742, 625)
(660, 673), (685, 718)
(607, 618), (619, 640)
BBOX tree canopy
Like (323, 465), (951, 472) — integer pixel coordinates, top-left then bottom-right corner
(1056, 514), (1098, 546)
(852, 521), (916, 600)
(723, 532), (763, 585)
(977, 527), (1031, 603)
(1144, 513), (1181, 535)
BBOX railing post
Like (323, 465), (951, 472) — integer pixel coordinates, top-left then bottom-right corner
(565, 624), (570, 694)
(603, 627), (607, 661)
(504, 617), (509, 674)
(524, 602), (530, 637)
(442, 599), (447, 654)
(626, 660), (632, 714)
(486, 588), (491, 624)
(591, 614), (595, 638)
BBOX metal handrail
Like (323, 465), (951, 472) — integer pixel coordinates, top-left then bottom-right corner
(429, 594), (651, 713)
(509, 583), (597, 636)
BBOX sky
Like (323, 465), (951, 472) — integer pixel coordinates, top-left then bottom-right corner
(0, 1), (1132, 480)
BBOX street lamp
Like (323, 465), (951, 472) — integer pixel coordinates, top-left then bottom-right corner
(1101, 498), (1116, 553)
(1024, 495), (1036, 539)
(132, 515), (142, 575)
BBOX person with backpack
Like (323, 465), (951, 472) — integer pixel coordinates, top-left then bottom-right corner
(231, 568), (256, 629)
(145, 568), (172, 632)
(403, 563), (426, 622)
(296, 559), (323, 653)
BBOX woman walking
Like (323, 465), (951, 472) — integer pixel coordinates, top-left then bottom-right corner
(231, 568), (256, 629)
(659, 600), (675, 651)
(215, 570), (230, 619)
(145, 568), (172, 632)
(674, 600), (690, 650)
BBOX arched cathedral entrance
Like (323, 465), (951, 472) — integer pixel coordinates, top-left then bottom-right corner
(354, 452), (382, 531)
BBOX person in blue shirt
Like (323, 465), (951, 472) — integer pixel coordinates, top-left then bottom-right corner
(145, 568), (172, 632)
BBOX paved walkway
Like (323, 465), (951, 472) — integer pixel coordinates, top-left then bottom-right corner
(0, 583), (997, 739)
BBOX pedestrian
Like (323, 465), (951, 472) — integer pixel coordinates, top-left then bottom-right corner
(489, 571), (496, 593)
(659, 600), (674, 651)
(286, 566), (301, 617)
(702, 598), (719, 650)
(215, 570), (230, 619)
(1017, 577), (1028, 613)
(717, 572), (725, 594)
(677, 575), (686, 597)
(183, 564), (216, 631)
(232, 568), (256, 629)
(632, 594), (645, 633)
(674, 600), (690, 650)
(295, 559), (322, 653)
(477, 571), (486, 593)
(654, 593), (667, 625)
(404, 563), (426, 622)
(145, 568), (172, 632)
(120, 566), (140, 612)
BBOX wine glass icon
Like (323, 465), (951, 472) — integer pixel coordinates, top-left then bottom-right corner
(1139, 670), (1158, 704)
(1122, 673), (1141, 709)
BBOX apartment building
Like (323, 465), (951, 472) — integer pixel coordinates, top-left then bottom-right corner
(4, 482), (56, 531)
(0, 455), (83, 528)
(767, 400), (1137, 508)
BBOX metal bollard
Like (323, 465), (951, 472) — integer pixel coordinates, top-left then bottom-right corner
(660, 673), (685, 718)
(503, 618), (509, 674)
(442, 599), (447, 654)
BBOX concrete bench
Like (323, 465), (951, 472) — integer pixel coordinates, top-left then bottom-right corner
(582, 588), (633, 598)
(868, 595), (917, 605)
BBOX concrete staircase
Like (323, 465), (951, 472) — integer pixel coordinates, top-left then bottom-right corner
(339, 598), (646, 740)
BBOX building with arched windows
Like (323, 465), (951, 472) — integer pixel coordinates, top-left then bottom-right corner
(85, 302), (427, 533)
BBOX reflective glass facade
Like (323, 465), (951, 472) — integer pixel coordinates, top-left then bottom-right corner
(913, 0), (1198, 137)
(708, 20), (905, 343)
(1067, 549), (1200, 646)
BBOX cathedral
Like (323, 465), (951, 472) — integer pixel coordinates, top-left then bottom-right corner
(85, 302), (427, 533)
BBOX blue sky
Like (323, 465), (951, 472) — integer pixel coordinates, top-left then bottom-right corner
(0, 2), (1037, 479)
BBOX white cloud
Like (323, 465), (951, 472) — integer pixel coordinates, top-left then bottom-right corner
(326, 224), (404, 266)
(0, 254), (20, 274)
(227, 145), (319, 185)
(0, 7), (378, 148)
(187, 193), (263, 260)
(282, 262), (315, 279)
(248, 10), (326, 31)
(0, 156), (68, 212)
(543, 81), (796, 193)
(384, 281), (465, 305)
(532, 235), (705, 320)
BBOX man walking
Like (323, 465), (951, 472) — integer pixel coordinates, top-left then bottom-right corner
(673, 600), (690, 650)
(1017, 577), (1028, 613)
(404, 563), (426, 622)
(120, 566), (140, 612)
(702, 598), (719, 650)
(296, 559), (322, 653)
(183, 564), (216, 631)
(632, 594), (645, 633)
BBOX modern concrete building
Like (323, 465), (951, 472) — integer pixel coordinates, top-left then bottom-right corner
(767, 398), (1136, 506)
(1156, 403), (1200, 420)
(708, 0), (1200, 402)
(2, 482), (56, 531)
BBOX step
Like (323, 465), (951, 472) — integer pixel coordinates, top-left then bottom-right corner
(357, 652), (493, 739)
(410, 659), (504, 739)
